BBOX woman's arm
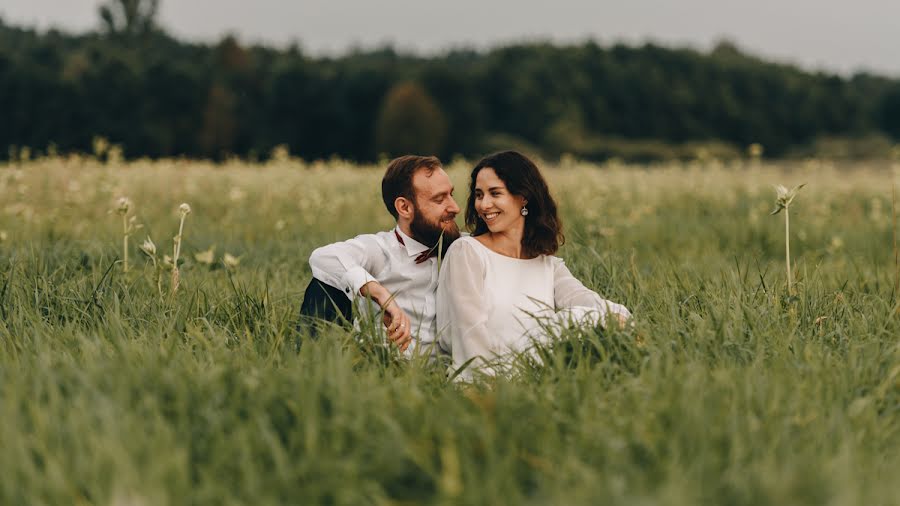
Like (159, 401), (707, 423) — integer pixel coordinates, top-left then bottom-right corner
(437, 240), (497, 377)
(552, 258), (632, 326)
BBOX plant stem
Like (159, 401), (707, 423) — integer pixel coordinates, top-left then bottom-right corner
(122, 214), (129, 273)
(785, 205), (792, 296)
(893, 179), (898, 300)
(172, 214), (187, 294)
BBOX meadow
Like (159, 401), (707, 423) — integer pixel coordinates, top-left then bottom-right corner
(0, 154), (897, 505)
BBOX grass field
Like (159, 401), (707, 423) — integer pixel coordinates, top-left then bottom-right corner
(0, 155), (898, 505)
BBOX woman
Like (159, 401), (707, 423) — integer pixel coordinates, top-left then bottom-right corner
(436, 151), (631, 379)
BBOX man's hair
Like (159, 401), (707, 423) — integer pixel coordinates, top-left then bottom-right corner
(381, 155), (443, 219)
(465, 150), (564, 257)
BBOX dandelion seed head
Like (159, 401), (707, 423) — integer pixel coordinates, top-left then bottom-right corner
(179, 203), (191, 216)
(140, 237), (156, 256)
(771, 183), (805, 214)
(116, 197), (131, 215)
(223, 253), (241, 269)
(194, 246), (215, 265)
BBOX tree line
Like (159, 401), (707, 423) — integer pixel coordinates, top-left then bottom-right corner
(3, 8), (900, 162)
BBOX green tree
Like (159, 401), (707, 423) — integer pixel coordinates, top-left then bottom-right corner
(374, 82), (447, 157)
(98, 0), (159, 37)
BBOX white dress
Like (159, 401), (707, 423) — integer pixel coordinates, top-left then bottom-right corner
(436, 236), (632, 379)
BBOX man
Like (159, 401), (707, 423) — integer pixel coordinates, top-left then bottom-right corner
(301, 155), (461, 355)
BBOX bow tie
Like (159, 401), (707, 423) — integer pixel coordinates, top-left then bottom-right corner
(395, 230), (438, 264)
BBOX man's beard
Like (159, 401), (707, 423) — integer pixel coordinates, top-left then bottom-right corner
(410, 210), (461, 256)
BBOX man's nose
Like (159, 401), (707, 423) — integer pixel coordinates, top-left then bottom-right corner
(447, 196), (461, 214)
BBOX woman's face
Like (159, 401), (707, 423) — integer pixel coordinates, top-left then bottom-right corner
(473, 168), (527, 234)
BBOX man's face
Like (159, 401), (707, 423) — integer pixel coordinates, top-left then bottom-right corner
(409, 167), (461, 248)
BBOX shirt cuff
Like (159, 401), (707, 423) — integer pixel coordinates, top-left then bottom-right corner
(342, 266), (377, 300)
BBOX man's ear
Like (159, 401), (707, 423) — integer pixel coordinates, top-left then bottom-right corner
(394, 197), (414, 220)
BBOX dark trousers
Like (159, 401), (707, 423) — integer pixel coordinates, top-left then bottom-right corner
(297, 278), (353, 336)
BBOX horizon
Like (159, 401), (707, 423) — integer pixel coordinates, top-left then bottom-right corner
(2, 0), (899, 78)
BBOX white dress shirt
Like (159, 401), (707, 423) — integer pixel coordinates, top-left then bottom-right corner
(436, 236), (632, 379)
(308, 227), (440, 356)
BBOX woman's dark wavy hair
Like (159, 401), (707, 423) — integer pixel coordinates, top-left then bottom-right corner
(465, 151), (564, 257)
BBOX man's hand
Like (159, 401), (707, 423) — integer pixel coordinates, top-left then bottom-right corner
(360, 281), (412, 352)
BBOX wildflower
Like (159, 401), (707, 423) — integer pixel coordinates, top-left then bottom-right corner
(115, 197), (139, 272)
(172, 203), (191, 293)
(116, 197), (131, 215)
(140, 237), (157, 257)
(770, 184), (805, 215)
(195, 246), (215, 266)
(771, 183), (805, 297)
(223, 253), (241, 269)
(747, 143), (764, 158)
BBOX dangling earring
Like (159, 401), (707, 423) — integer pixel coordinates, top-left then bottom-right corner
(520, 206), (529, 216)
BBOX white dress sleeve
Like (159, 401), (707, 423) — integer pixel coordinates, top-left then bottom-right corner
(552, 257), (632, 326)
(436, 239), (497, 376)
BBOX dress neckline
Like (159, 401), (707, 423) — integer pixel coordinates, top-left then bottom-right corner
(466, 236), (543, 262)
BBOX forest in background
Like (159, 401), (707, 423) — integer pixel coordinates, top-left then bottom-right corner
(3, 0), (900, 162)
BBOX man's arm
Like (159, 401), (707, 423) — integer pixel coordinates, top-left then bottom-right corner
(308, 234), (412, 348)
(308, 235), (386, 300)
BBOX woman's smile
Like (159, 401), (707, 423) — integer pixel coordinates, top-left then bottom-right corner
(481, 211), (500, 223)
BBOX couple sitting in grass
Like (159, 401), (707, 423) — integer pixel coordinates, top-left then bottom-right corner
(301, 151), (631, 379)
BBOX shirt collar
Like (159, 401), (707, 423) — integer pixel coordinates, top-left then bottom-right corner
(394, 227), (431, 257)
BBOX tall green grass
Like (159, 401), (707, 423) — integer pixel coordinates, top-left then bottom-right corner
(0, 157), (897, 505)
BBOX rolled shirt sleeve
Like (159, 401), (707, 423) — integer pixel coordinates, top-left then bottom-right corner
(309, 235), (388, 300)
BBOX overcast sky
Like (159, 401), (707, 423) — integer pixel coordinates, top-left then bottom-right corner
(3, 0), (899, 76)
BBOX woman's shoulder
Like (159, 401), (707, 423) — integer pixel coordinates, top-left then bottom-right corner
(445, 235), (485, 258)
(440, 237), (488, 281)
(446, 236), (495, 269)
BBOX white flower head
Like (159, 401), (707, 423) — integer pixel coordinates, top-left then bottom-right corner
(140, 237), (157, 257)
(179, 203), (192, 216)
(770, 183), (805, 215)
(116, 197), (131, 215)
(194, 246), (215, 265)
(223, 253), (241, 269)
